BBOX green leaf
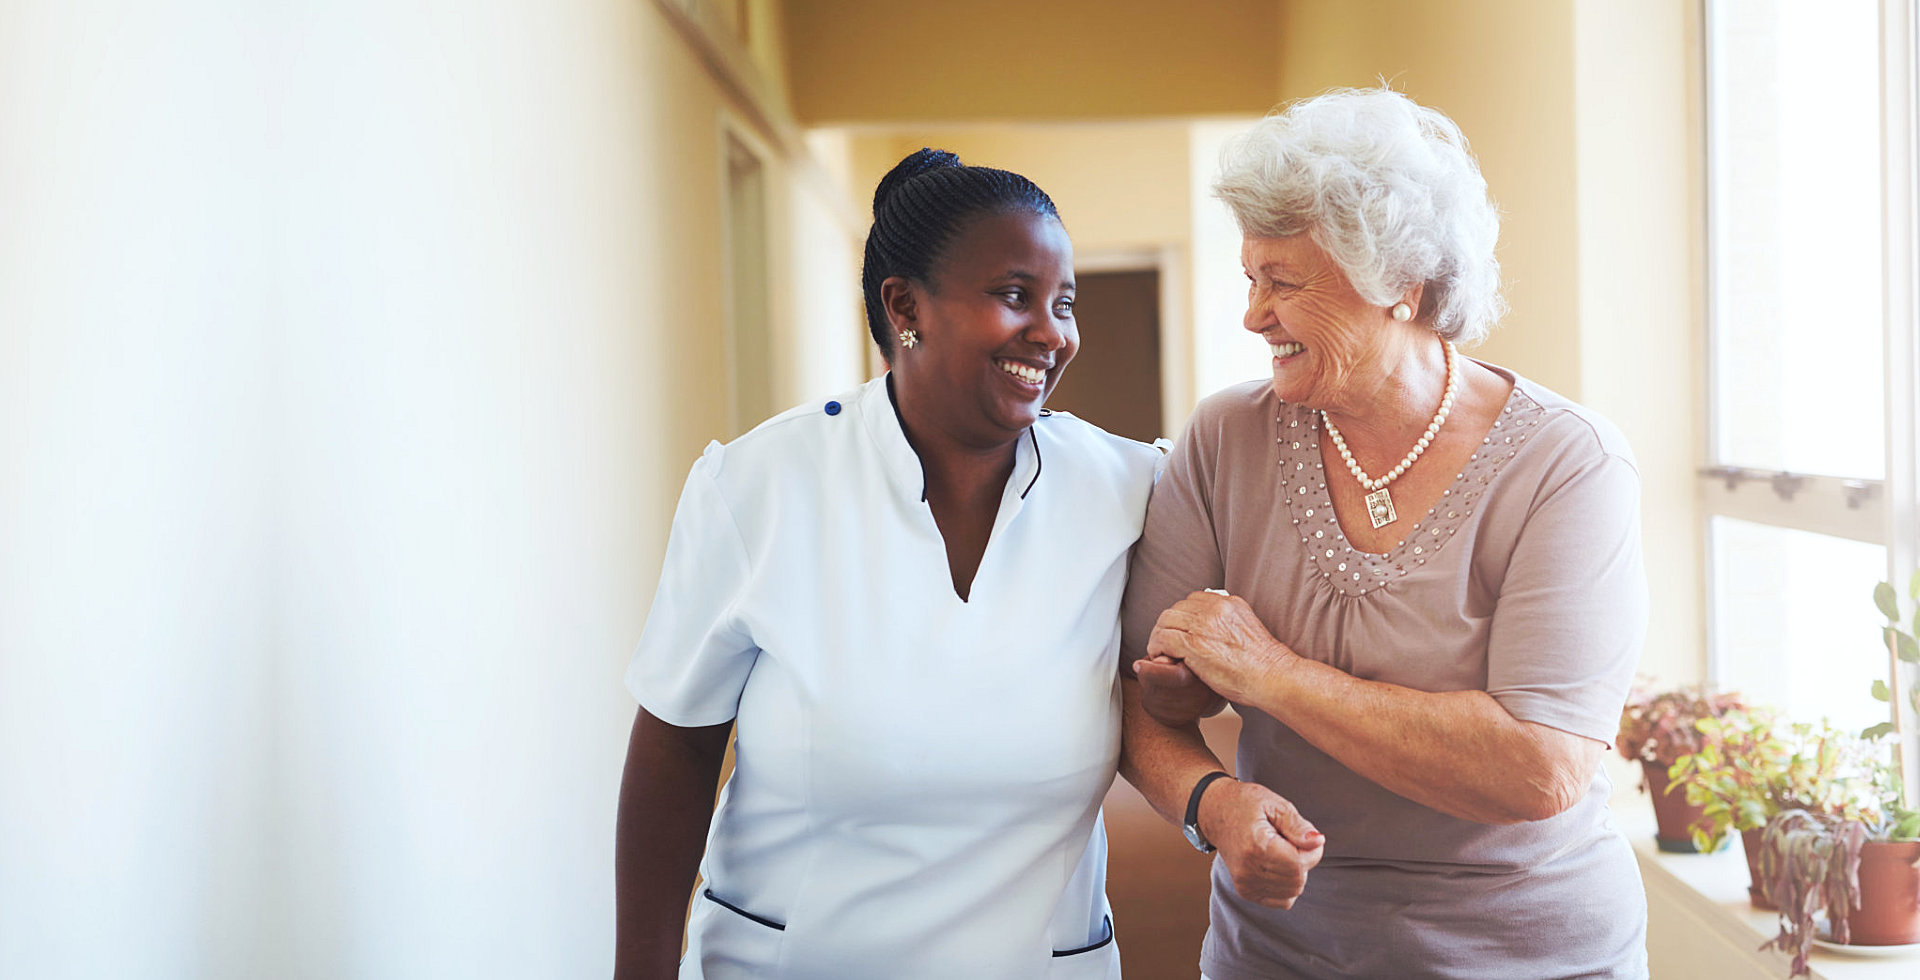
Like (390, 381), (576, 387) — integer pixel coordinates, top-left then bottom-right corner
(1910, 567), (1920, 601)
(1896, 630), (1920, 664)
(1872, 679), (1892, 701)
(1878, 581), (1902, 621)
(1894, 813), (1920, 840)
(1862, 721), (1898, 739)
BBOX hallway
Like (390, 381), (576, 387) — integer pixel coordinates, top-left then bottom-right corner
(4, 2), (1911, 978)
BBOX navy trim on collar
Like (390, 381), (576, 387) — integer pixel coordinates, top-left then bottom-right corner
(1020, 426), (1042, 499)
(883, 373), (1046, 503)
(882, 374), (930, 501)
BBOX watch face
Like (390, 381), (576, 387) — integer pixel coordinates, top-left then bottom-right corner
(1183, 824), (1210, 852)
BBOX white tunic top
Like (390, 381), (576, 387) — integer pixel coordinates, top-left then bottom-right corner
(628, 375), (1162, 980)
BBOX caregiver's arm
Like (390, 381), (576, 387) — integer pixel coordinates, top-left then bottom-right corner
(613, 707), (731, 980)
(1118, 671), (1324, 909)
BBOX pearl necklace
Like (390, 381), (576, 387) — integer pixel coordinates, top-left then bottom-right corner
(1320, 340), (1459, 529)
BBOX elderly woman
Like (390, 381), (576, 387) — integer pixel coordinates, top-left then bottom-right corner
(1118, 89), (1648, 979)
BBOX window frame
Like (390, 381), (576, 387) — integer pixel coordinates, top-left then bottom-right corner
(1699, 0), (1920, 801)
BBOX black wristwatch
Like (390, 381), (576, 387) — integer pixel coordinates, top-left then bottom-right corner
(1183, 771), (1233, 854)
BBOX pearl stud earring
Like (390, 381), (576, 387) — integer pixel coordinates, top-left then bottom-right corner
(1391, 302), (1413, 322)
(898, 329), (919, 350)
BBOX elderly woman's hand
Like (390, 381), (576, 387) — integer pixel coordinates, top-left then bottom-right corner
(1200, 778), (1325, 909)
(1130, 656), (1226, 727)
(1147, 591), (1297, 705)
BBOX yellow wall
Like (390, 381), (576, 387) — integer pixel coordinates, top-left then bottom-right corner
(844, 124), (1192, 254)
(1572, 0), (1704, 689)
(784, 0), (1282, 123)
(1276, 0), (1582, 398)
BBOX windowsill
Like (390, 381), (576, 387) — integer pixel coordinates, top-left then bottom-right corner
(1608, 760), (1920, 980)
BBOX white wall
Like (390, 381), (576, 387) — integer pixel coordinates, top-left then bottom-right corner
(0, 2), (277, 976)
(0, 1), (859, 976)
(276, 2), (657, 971)
(275, 2), (855, 976)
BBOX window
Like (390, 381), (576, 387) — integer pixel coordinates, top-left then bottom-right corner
(1702, 0), (1920, 781)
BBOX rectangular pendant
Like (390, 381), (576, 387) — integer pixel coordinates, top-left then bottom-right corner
(1365, 488), (1397, 528)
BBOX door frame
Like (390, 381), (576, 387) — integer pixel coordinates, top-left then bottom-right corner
(1075, 246), (1190, 441)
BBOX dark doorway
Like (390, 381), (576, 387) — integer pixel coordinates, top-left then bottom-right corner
(1046, 269), (1164, 442)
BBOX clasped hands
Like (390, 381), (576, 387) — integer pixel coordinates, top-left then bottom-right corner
(1136, 589), (1296, 715)
(1133, 590), (1323, 909)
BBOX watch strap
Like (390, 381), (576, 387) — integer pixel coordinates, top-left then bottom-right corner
(1183, 771), (1232, 853)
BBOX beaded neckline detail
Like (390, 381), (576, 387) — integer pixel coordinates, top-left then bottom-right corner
(1272, 384), (1546, 597)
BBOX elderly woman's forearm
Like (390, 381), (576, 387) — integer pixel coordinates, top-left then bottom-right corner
(1248, 658), (1594, 824)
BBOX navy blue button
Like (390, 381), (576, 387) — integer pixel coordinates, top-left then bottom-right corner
(824, 400), (841, 416)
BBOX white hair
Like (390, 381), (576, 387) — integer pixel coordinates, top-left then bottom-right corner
(1212, 88), (1506, 345)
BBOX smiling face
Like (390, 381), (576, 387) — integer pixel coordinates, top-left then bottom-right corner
(887, 210), (1078, 447)
(1242, 234), (1421, 413)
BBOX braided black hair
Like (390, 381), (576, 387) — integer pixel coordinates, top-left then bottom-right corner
(860, 148), (1061, 355)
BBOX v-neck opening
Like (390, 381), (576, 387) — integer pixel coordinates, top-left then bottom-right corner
(1272, 369), (1542, 596)
(874, 376), (1044, 605)
(935, 428), (1041, 605)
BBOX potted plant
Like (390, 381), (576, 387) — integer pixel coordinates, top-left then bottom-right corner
(1616, 684), (1748, 852)
(1847, 764), (1920, 947)
(1844, 573), (1920, 951)
(1667, 708), (1788, 907)
(1686, 574), (1920, 976)
(1752, 737), (1920, 977)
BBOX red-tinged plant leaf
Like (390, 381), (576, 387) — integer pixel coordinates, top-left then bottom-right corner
(1617, 685), (1749, 766)
(1757, 811), (1868, 978)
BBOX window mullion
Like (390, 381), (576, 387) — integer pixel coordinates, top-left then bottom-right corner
(1881, 0), (1920, 807)
(1697, 472), (1885, 544)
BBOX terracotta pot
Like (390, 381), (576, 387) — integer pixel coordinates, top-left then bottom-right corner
(1741, 827), (1776, 911)
(1841, 840), (1920, 946)
(1643, 760), (1720, 853)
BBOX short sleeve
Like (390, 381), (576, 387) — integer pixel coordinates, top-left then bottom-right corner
(624, 446), (758, 727)
(1119, 416), (1225, 670)
(1484, 452), (1647, 745)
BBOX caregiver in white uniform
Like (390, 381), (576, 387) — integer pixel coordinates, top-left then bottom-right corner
(613, 149), (1162, 980)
